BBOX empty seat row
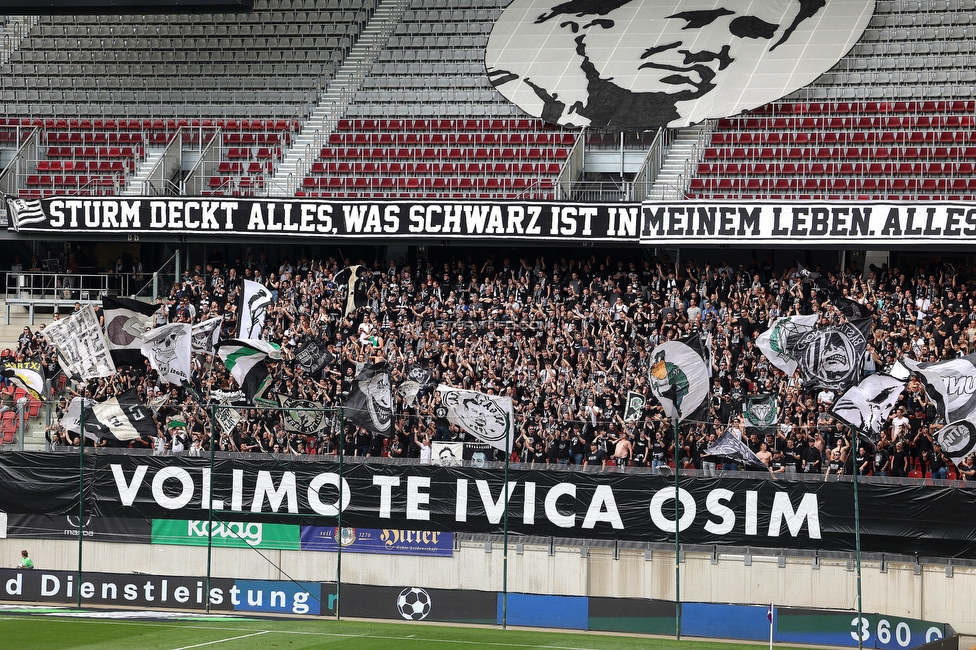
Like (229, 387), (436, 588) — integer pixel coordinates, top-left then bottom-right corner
(698, 161), (976, 175)
(318, 147), (570, 160)
(309, 161), (563, 175)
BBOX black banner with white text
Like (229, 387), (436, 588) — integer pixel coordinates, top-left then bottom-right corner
(10, 198), (976, 245)
(2, 452), (976, 557)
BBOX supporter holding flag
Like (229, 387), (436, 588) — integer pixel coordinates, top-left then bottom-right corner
(82, 388), (157, 443)
(102, 296), (156, 367)
(436, 385), (514, 453)
(344, 362), (395, 437)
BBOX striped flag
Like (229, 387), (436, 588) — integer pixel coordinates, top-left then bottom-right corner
(5, 197), (46, 229)
(216, 339), (281, 403)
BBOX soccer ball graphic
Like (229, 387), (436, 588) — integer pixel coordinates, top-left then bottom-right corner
(396, 586), (432, 620)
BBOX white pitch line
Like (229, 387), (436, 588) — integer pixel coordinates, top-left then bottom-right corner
(171, 630), (271, 650)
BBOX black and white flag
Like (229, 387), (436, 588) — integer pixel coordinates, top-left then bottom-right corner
(238, 279), (272, 339)
(5, 197), (46, 229)
(622, 390), (645, 422)
(191, 316), (223, 355)
(343, 362), (395, 437)
(294, 337), (334, 376)
(59, 396), (94, 434)
(703, 429), (769, 472)
(83, 389), (157, 442)
(102, 296), (156, 367)
(278, 394), (329, 434)
(785, 319), (871, 391)
(902, 353), (976, 423)
(934, 418), (976, 467)
(43, 303), (116, 379)
(216, 339), (281, 403)
(648, 334), (710, 422)
(334, 265), (368, 317)
(756, 314), (818, 377)
(830, 373), (906, 439)
(743, 394), (778, 435)
(211, 389), (247, 405)
(1, 359), (45, 400)
(398, 363), (434, 407)
(214, 405), (243, 436)
(811, 278), (870, 320)
(436, 386), (514, 453)
(140, 322), (192, 385)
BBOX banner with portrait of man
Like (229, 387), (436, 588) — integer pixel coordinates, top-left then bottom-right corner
(343, 362), (395, 437)
(485, 0), (875, 130)
(785, 319), (871, 391)
(278, 395), (329, 435)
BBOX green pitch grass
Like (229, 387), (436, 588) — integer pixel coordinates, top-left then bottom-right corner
(0, 614), (809, 650)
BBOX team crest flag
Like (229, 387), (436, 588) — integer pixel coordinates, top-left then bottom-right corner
(140, 322), (192, 385)
(622, 390), (645, 422)
(238, 279), (272, 339)
(191, 316), (223, 355)
(278, 395), (329, 434)
(743, 394), (778, 434)
(830, 373), (906, 438)
(334, 265), (368, 317)
(343, 362), (395, 437)
(294, 337), (334, 376)
(785, 318), (872, 391)
(933, 417), (976, 467)
(82, 389), (157, 442)
(756, 314), (818, 377)
(102, 296), (156, 367)
(436, 386), (514, 453)
(648, 334), (710, 422)
(902, 353), (976, 423)
(5, 196), (46, 229)
(0, 359), (45, 400)
(216, 339), (281, 403)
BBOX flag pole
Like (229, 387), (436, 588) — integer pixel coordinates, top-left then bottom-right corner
(674, 416), (681, 640)
(77, 398), (84, 610)
(206, 403), (216, 614)
(769, 602), (774, 650)
(336, 408), (344, 621)
(502, 415), (510, 630)
(851, 425), (863, 650)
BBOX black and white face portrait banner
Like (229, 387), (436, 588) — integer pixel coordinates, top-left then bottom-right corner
(6, 452), (976, 558)
(486, 0), (874, 130)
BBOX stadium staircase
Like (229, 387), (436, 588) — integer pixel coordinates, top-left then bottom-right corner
(645, 127), (708, 202)
(273, 0), (410, 195)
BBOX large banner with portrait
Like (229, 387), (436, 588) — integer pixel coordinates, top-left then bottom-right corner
(485, 0), (875, 130)
(3, 452), (976, 558)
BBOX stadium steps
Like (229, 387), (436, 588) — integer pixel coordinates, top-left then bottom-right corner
(123, 146), (167, 196)
(645, 127), (706, 201)
(0, 16), (37, 65)
(272, 0), (408, 195)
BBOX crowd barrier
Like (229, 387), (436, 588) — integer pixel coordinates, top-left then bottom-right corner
(0, 567), (951, 648)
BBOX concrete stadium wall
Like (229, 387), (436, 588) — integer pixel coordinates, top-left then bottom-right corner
(1, 537), (972, 635)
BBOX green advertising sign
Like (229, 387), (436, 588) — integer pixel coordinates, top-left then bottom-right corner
(151, 519), (301, 550)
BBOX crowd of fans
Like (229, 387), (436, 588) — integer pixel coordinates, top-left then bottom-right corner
(17, 248), (975, 481)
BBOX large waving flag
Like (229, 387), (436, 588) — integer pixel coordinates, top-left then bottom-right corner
(902, 353), (976, 423)
(648, 334), (710, 422)
(703, 429), (769, 471)
(934, 418), (976, 467)
(216, 339), (281, 403)
(830, 373), (906, 439)
(0, 359), (45, 400)
(785, 318), (872, 391)
(436, 385), (514, 452)
(141, 322), (192, 385)
(42, 303), (116, 379)
(238, 279), (272, 339)
(344, 362), (395, 436)
(102, 296), (156, 367)
(83, 389), (157, 442)
(742, 394), (778, 435)
(756, 314), (818, 377)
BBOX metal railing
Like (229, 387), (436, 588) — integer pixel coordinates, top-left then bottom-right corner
(4, 271), (128, 324)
